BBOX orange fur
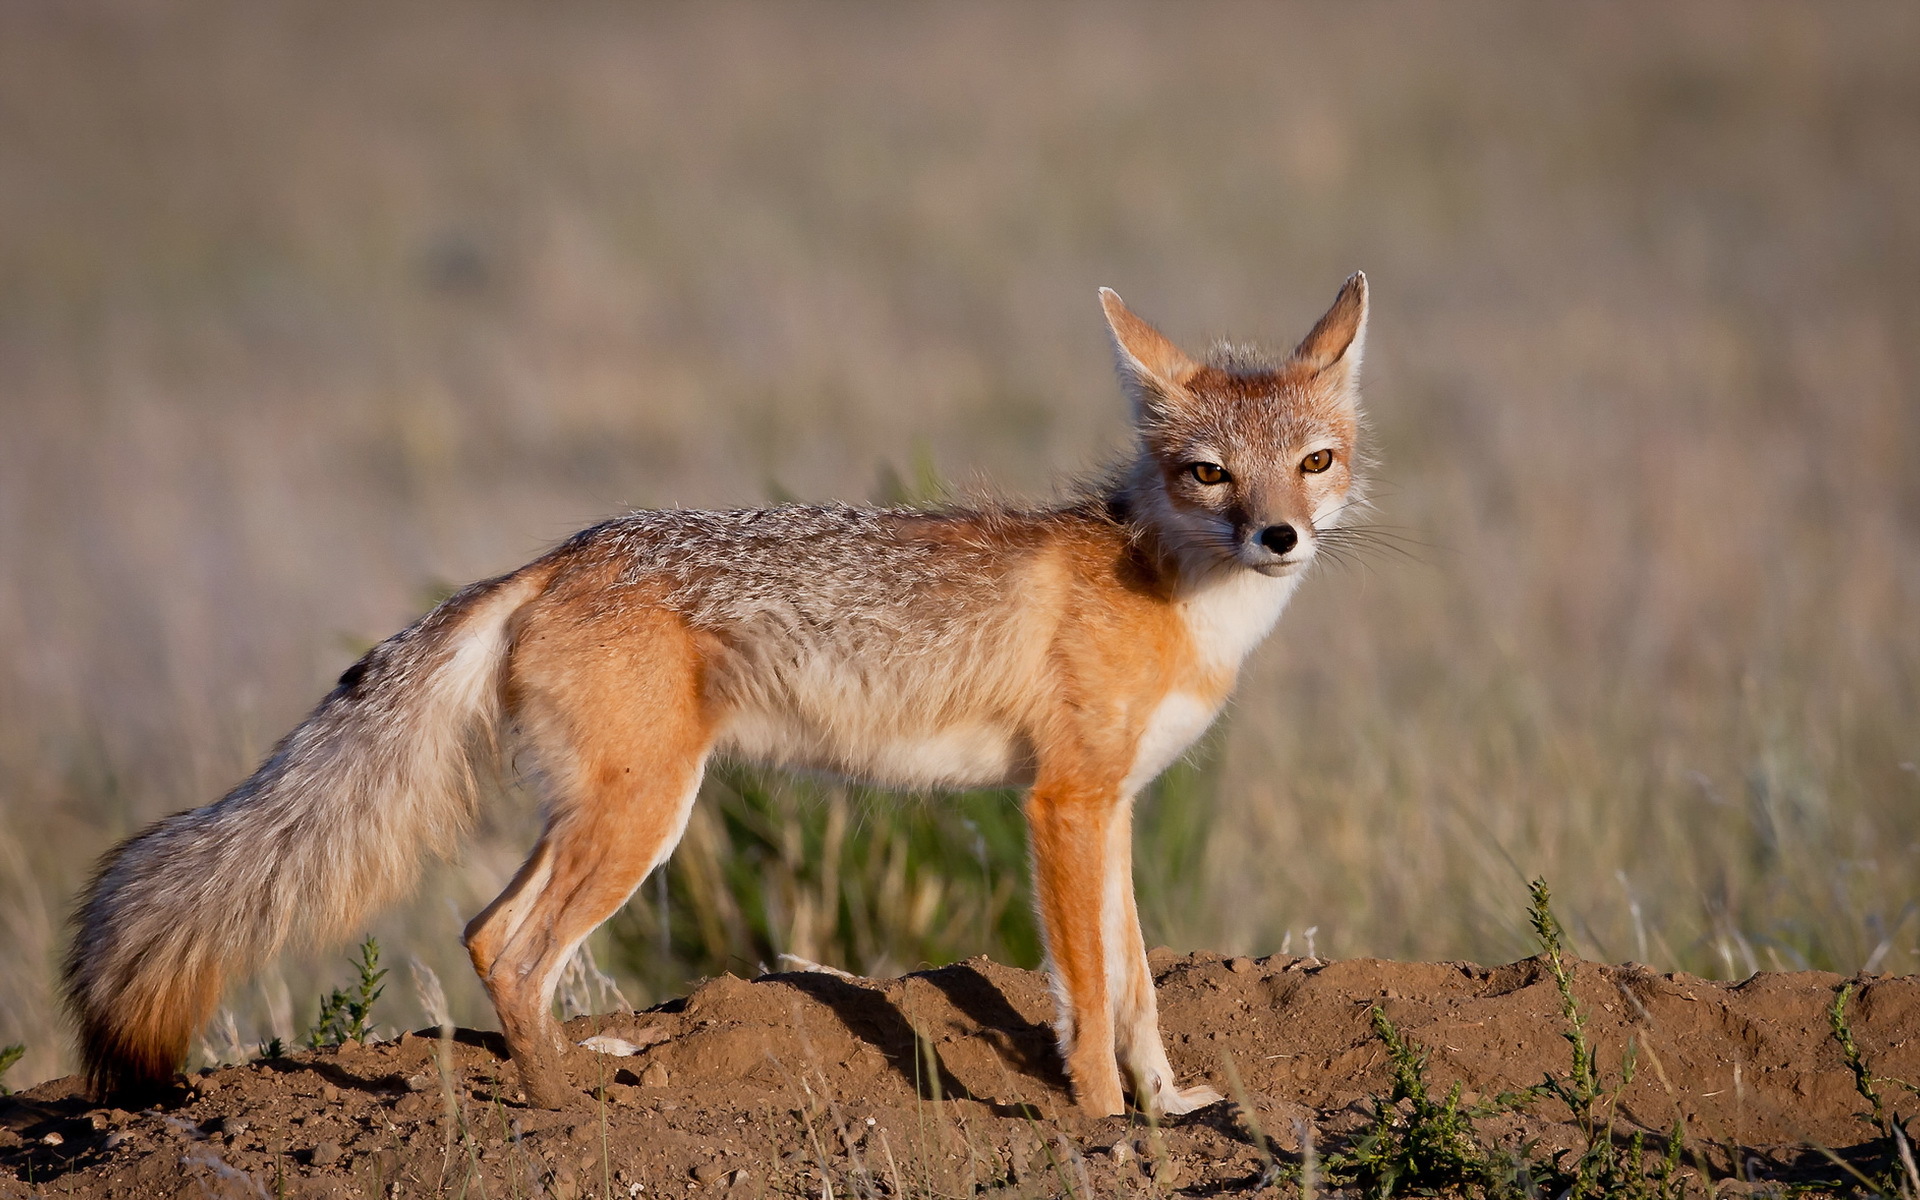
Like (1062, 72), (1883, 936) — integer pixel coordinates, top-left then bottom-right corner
(469, 572), (718, 1106)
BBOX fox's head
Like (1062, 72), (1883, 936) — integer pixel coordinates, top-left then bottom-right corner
(1102, 274), (1367, 578)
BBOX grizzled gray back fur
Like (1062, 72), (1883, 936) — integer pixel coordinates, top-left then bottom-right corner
(576, 504), (1054, 676)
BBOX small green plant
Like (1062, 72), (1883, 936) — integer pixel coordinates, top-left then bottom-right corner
(1827, 982), (1920, 1196)
(256, 1035), (285, 1060)
(306, 936), (386, 1048)
(1829, 983), (1920, 1132)
(0, 1043), (24, 1095)
(1527, 879), (1687, 1200)
(1315, 1007), (1537, 1198)
(1529, 878), (1602, 1121)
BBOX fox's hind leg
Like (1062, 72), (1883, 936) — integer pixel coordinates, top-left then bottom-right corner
(465, 606), (713, 1108)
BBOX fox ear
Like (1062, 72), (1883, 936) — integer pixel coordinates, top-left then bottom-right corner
(1289, 271), (1368, 393)
(1099, 288), (1199, 414)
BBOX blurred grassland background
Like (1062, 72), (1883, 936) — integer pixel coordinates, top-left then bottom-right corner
(2, 2), (1918, 1086)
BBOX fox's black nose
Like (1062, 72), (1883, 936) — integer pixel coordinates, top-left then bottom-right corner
(1259, 524), (1298, 556)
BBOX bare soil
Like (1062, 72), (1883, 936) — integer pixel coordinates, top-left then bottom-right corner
(3, 953), (1913, 1197)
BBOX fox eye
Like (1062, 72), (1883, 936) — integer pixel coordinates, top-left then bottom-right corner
(1300, 449), (1334, 474)
(1187, 462), (1229, 485)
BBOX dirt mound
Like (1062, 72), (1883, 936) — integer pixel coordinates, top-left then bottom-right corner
(3, 953), (1912, 1197)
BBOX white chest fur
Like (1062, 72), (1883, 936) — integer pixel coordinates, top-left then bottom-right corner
(1178, 569), (1301, 675)
(1123, 691), (1220, 794)
(1117, 571), (1299, 796)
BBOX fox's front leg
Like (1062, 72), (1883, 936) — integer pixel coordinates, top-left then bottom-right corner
(1110, 825), (1223, 1116)
(1025, 773), (1128, 1115)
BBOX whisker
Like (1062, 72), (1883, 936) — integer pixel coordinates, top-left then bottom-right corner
(1316, 498), (1375, 521)
(1320, 521), (1429, 543)
(1313, 524), (1437, 568)
(1319, 532), (1426, 560)
(1325, 522), (1430, 544)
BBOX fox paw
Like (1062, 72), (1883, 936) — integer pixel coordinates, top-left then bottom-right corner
(1135, 1071), (1225, 1117)
(1158, 1083), (1225, 1115)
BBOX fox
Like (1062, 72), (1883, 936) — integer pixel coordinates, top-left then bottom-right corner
(64, 274), (1369, 1118)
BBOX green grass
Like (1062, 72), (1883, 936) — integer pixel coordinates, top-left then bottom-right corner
(609, 768), (1041, 989)
(0, 1044), (23, 1096)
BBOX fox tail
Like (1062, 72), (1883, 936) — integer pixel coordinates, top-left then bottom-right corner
(63, 564), (551, 1096)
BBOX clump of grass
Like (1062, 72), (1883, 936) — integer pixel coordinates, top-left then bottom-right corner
(1317, 1007), (1538, 1198)
(607, 765), (1040, 995)
(0, 1043), (23, 1094)
(306, 936), (386, 1048)
(607, 749), (1227, 997)
(1292, 881), (1690, 1199)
